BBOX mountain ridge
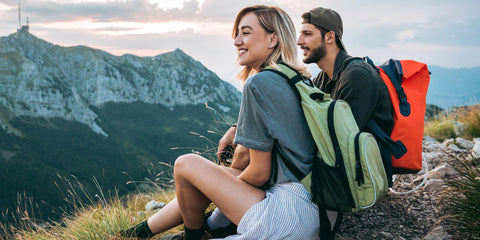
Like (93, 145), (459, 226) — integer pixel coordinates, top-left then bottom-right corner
(0, 31), (241, 222)
(0, 31), (241, 136)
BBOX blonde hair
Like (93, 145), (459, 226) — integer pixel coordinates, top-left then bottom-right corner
(233, 5), (311, 81)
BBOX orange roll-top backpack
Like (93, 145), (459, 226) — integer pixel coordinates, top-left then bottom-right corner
(365, 58), (430, 174)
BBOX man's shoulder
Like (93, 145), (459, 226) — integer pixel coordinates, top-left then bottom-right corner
(341, 59), (386, 91)
(344, 59), (380, 80)
(345, 59), (374, 73)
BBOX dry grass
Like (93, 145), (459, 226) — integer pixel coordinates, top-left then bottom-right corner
(424, 104), (480, 141)
(0, 169), (185, 240)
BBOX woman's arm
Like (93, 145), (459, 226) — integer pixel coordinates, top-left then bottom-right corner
(230, 144), (250, 170)
(238, 149), (271, 187)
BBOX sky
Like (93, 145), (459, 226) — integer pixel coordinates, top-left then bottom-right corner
(1, 0), (479, 89)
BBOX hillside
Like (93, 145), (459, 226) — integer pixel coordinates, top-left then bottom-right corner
(0, 31), (241, 222)
(427, 65), (480, 108)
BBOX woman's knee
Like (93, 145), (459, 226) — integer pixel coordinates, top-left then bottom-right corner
(174, 153), (202, 175)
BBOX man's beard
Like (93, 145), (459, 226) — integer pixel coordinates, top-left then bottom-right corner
(303, 42), (326, 64)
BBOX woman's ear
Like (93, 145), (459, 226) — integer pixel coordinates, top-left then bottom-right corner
(268, 32), (278, 49)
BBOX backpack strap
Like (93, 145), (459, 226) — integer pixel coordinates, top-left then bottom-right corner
(262, 63), (306, 181)
(360, 57), (408, 159)
(380, 59), (411, 117)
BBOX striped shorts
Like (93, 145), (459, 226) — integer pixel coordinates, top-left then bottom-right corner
(219, 182), (320, 240)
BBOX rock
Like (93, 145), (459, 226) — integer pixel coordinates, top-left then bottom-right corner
(429, 163), (458, 179)
(473, 141), (480, 159)
(455, 137), (474, 150)
(448, 144), (463, 152)
(145, 200), (166, 211)
(422, 152), (439, 163)
(423, 141), (444, 151)
(442, 138), (455, 147)
(453, 121), (465, 137)
(423, 136), (439, 145)
(423, 226), (451, 240)
(380, 231), (393, 238)
(423, 179), (446, 192)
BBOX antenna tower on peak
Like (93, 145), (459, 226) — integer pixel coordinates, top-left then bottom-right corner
(17, 1), (30, 33)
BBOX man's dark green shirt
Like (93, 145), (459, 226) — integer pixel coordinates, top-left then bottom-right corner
(313, 50), (394, 135)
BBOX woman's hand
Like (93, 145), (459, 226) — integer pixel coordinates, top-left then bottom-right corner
(217, 126), (237, 162)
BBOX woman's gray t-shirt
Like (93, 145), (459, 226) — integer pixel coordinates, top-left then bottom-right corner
(234, 70), (315, 186)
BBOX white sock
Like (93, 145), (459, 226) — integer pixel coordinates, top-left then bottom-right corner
(207, 208), (232, 230)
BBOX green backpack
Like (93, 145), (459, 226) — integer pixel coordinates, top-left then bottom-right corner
(263, 63), (388, 239)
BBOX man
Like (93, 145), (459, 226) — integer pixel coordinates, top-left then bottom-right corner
(297, 7), (393, 134)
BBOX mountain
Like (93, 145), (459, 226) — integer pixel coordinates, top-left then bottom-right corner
(426, 65), (480, 109)
(0, 31), (241, 221)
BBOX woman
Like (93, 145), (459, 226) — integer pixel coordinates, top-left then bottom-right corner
(119, 5), (319, 240)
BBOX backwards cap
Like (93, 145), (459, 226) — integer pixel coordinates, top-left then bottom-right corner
(302, 7), (346, 52)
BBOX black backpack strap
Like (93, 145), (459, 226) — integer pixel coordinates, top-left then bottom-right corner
(380, 59), (411, 117)
(319, 206), (333, 240)
(366, 119), (403, 187)
(318, 207), (344, 240)
(366, 119), (406, 159)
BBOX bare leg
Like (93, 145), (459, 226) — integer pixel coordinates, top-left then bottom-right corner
(146, 197), (183, 234)
(174, 154), (265, 229)
(145, 165), (242, 234)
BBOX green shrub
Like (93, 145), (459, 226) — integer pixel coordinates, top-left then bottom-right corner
(445, 156), (480, 239)
(458, 105), (480, 140)
(424, 116), (456, 141)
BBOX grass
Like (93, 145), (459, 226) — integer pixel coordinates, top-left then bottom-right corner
(424, 104), (480, 141)
(0, 170), (184, 240)
(0, 171), (221, 240)
(459, 104), (480, 140)
(424, 115), (456, 141)
(444, 155), (480, 239)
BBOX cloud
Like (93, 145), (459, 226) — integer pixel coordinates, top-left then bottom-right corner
(2, 0), (205, 23)
(396, 30), (416, 41)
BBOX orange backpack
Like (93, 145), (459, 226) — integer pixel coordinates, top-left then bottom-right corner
(365, 58), (430, 174)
